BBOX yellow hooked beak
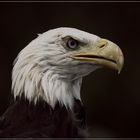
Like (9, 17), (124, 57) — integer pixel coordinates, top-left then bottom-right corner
(71, 38), (124, 73)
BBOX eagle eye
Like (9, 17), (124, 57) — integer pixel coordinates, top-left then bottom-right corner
(67, 38), (79, 50)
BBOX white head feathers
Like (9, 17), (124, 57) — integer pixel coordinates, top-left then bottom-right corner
(12, 27), (100, 109)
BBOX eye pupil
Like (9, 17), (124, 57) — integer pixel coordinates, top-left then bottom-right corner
(70, 41), (75, 46)
(67, 38), (78, 49)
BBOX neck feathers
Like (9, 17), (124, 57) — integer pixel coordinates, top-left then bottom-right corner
(42, 71), (82, 109)
(12, 60), (82, 109)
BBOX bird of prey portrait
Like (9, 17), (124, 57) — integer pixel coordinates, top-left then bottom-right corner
(0, 27), (124, 138)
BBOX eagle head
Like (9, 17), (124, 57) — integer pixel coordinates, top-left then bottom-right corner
(12, 27), (124, 109)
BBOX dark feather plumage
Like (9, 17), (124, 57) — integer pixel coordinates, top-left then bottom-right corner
(0, 97), (87, 138)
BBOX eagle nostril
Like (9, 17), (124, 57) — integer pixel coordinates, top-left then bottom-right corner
(97, 39), (108, 49)
(99, 43), (106, 48)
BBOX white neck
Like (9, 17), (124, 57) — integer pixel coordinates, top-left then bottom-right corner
(41, 70), (82, 109)
(12, 63), (82, 109)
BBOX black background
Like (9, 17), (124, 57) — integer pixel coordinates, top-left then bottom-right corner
(0, 2), (140, 138)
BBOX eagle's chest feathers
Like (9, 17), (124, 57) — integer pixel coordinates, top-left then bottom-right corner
(0, 98), (86, 137)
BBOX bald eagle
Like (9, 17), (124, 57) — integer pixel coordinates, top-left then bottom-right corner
(0, 27), (124, 138)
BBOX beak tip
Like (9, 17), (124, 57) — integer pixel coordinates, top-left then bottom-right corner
(117, 61), (124, 74)
(118, 69), (121, 74)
